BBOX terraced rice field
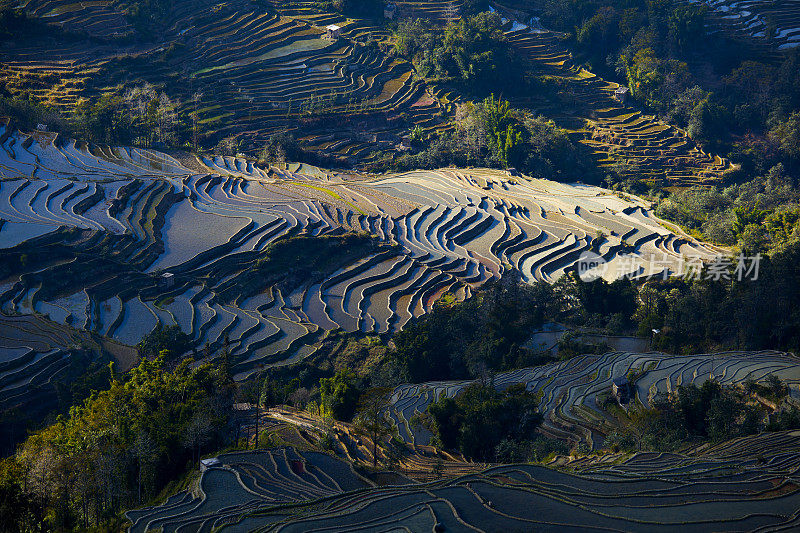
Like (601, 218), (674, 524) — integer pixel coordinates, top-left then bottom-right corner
(0, 314), (78, 407)
(264, 407), (485, 480)
(0, 126), (718, 382)
(490, 3), (737, 186)
(387, 350), (800, 449)
(687, 0), (800, 50)
(386, 0), (465, 22)
(2, 3), (440, 162)
(4, 0), (751, 176)
(0, 311), (138, 416)
(18, 0), (135, 38)
(125, 447), (373, 533)
(17, 0), (223, 39)
(126, 430), (800, 532)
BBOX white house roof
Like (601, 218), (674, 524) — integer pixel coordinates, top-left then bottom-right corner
(326, 24), (341, 31)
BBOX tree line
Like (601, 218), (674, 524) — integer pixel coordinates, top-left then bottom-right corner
(0, 82), (188, 150)
(0, 356), (235, 531)
(394, 94), (594, 177)
(605, 377), (800, 452)
(392, 12), (525, 96)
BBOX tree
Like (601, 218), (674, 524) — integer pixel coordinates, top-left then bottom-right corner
(668, 4), (707, 52)
(319, 369), (360, 421)
(137, 324), (192, 359)
(624, 48), (689, 111)
(497, 123), (524, 168)
(576, 6), (620, 67)
(769, 112), (800, 160)
(77, 93), (129, 145)
(706, 393), (743, 441)
(352, 387), (395, 467)
(191, 91), (202, 152)
(521, 115), (585, 180)
(0, 458), (39, 532)
(258, 133), (301, 164)
(476, 94), (524, 167)
(432, 457), (445, 479)
(182, 413), (214, 466)
(427, 396), (461, 449)
(7, 355), (234, 529)
(132, 431), (157, 503)
(395, 13), (522, 94)
(123, 83), (180, 148)
(424, 383), (541, 461)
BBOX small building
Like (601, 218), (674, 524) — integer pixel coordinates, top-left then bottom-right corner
(160, 272), (175, 289)
(384, 3), (397, 19)
(612, 377), (630, 403)
(325, 24), (341, 40)
(614, 86), (630, 104)
(200, 458), (220, 471)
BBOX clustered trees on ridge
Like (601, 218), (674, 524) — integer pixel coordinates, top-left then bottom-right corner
(0, 356), (235, 530)
(393, 13), (523, 96)
(395, 94), (591, 177)
(423, 383), (543, 462)
(606, 376), (800, 452)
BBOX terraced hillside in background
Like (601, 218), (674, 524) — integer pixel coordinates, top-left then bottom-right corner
(387, 350), (800, 450)
(0, 310), (137, 436)
(687, 0), (800, 51)
(0, 125), (717, 397)
(126, 429), (800, 532)
(16, 0), (222, 39)
(387, 0), (465, 23)
(489, 2), (737, 186)
(2, 0), (746, 183)
(18, 0), (132, 38)
(2, 1), (441, 162)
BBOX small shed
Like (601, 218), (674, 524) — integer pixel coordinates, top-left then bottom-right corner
(384, 3), (397, 19)
(612, 377), (630, 403)
(200, 458), (221, 471)
(325, 24), (341, 40)
(614, 86), (630, 104)
(36, 123), (48, 132)
(160, 272), (175, 289)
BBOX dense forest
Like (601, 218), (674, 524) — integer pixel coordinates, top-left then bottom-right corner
(0, 356), (235, 530)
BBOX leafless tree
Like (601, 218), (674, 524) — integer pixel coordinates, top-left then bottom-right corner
(183, 413), (214, 466)
(132, 431), (158, 503)
(353, 388), (397, 467)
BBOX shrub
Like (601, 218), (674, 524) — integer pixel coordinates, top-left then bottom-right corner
(425, 383), (541, 461)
